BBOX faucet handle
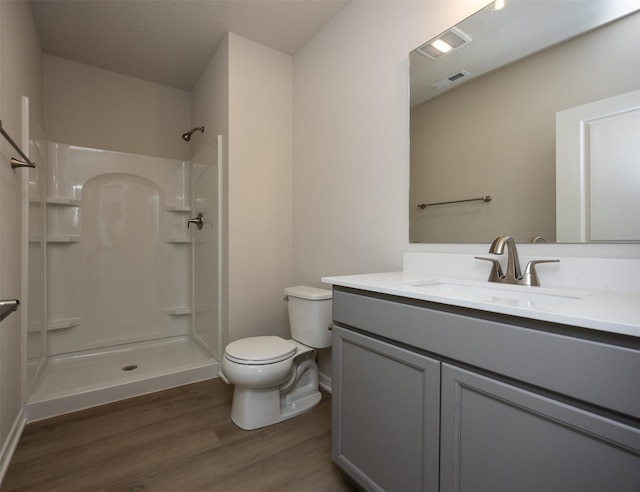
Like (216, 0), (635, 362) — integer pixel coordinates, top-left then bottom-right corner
(475, 256), (504, 282)
(522, 259), (559, 287)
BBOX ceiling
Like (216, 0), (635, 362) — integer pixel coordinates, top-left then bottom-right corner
(410, 0), (640, 107)
(30, 0), (349, 91)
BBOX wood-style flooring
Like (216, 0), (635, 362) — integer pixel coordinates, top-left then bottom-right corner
(2, 378), (358, 491)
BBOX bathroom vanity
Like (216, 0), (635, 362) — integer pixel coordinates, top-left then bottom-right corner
(324, 255), (640, 492)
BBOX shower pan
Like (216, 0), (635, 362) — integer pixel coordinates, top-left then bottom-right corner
(25, 137), (223, 421)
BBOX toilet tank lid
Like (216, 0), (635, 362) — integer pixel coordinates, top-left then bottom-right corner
(285, 285), (332, 300)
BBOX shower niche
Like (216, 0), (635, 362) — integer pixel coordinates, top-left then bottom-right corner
(46, 142), (199, 354)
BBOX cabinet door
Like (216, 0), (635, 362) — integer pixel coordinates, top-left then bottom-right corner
(332, 326), (440, 492)
(440, 364), (640, 492)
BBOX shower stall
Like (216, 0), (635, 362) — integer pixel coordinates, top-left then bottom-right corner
(23, 103), (222, 420)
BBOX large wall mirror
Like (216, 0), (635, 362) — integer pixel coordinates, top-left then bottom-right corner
(409, 0), (640, 243)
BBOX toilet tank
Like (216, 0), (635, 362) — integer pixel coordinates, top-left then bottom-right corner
(285, 286), (332, 349)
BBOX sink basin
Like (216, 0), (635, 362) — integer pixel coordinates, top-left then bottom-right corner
(400, 278), (591, 307)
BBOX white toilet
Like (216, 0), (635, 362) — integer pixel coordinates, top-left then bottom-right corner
(219, 285), (332, 430)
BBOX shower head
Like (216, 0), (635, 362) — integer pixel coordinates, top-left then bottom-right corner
(181, 126), (205, 142)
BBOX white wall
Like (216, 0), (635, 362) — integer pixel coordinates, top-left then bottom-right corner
(292, 1), (489, 288)
(192, 33), (296, 346)
(193, 33), (295, 345)
(44, 55), (190, 161)
(227, 33), (294, 342)
(0, 0), (43, 477)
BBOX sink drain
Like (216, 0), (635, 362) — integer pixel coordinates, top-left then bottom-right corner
(122, 364), (138, 371)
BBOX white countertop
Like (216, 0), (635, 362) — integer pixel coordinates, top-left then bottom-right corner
(322, 271), (640, 338)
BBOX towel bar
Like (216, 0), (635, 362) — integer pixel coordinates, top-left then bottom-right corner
(0, 119), (36, 169)
(418, 195), (491, 209)
(0, 299), (20, 323)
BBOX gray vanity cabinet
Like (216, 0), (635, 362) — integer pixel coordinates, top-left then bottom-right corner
(332, 326), (441, 492)
(440, 364), (640, 492)
(331, 287), (640, 492)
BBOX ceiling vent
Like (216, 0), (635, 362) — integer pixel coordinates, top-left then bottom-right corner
(416, 27), (472, 60)
(430, 70), (471, 90)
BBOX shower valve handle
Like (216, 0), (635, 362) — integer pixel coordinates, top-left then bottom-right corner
(187, 213), (204, 230)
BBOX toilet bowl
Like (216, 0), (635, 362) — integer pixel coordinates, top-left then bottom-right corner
(219, 286), (332, 430)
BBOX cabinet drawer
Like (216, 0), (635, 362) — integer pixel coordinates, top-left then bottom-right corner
(333, 288), (640, 420)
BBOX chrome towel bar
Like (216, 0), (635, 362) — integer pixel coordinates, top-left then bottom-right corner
(0, 119), (36, 169)
(418, 195), (491, 209)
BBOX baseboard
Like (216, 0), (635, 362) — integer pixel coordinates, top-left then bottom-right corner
(319, 371), (332, 394)
(0, 409), (26, 485)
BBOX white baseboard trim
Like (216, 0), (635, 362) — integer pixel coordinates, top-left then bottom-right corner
(0, 409), (26, 485)
(319, 372), (332, 394)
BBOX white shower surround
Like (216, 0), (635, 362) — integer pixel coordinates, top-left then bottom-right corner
(27, 142), (218, 419)
(47, 142), (193, 352)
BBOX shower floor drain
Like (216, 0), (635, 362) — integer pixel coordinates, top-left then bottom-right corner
(122, 364), (138, 371)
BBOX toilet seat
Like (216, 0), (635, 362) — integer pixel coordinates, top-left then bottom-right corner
(224, 336), (296, 365)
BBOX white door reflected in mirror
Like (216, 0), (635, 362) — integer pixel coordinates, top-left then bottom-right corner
(556, 89), (640, 242)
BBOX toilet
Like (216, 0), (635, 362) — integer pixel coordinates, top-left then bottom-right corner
(219, 285), (332, 430)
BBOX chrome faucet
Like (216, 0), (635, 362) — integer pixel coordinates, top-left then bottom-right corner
(475, 236), (559, 286)
(528, 236), (546, 243)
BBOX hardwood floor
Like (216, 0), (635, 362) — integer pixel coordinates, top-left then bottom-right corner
(2, 379), (358, 491)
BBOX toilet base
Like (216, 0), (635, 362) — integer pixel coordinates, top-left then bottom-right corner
(230, 387), (322, 430)
(229, 357), (322, 430)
